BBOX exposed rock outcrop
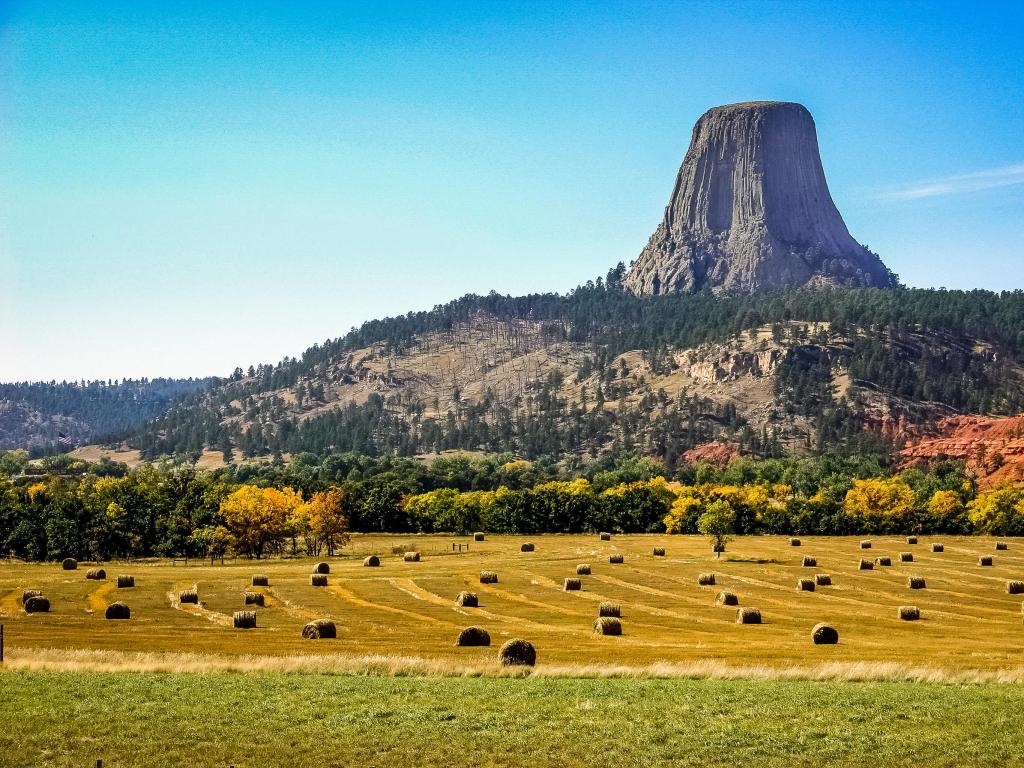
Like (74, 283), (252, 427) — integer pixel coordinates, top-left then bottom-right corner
(625, 101), (897, 295)
(900, 415), (1024, 487)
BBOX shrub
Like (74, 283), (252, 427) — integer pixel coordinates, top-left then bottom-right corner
(22, 589), (42, 605)
(697, 573), (716, 586)
(474, 532), (485, 542)
(593, 616), (622, 635)
(609, 554), (624, 564)
(899, 552), (913, 563)
(302, 619), (336, 639)
(479, 571), (498, 584)
(802, 556), (817, 567)
(1007, 581), (1024, 595)
(899, 606), (920, 621)
(812, 623), (838, 644)
(598, 602), (621, 618)
(858, 559), (873, 570)
(61, 558), (77, 571)
(233, 610), (257, 629)
(179, 589), (199, 604)
(979, 556), (994, 567)
(310, 575), (328, 587)
(403, 551), (421, 562)
(652, 547), (666, 556)
(797, 579), (815, 592)
(876, 557), (892, 566)
(251, 574), (269, 586)
(576, 564), (591, 575)
(313, 562), (330, 574)
(244, 591), (265, 606)
(456, 626), (491, 646)
(105, 602), (130, 620)
(455, 591), (478, 607)
(116, 575), (134, 588)
(24, 596), (49, 613)
(520, 542), (535, 552)
(363, 555), (380, 567)
(86, 568), (106, 580)
(736, 607), (762, 624)
(931, 543), (944, 553)
(908, 576), (926, 589)
(563, 578), (582, 591)
(815, 574), (832, 586)
(498, 638), (536, 666)
(715, 591), (738, 606)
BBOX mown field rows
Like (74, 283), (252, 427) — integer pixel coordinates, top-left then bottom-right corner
(1, 534), (1022, 673)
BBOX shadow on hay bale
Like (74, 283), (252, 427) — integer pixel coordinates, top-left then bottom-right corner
(736, 607), (762, 624)
(563, 577), (582, 591)
(310, 575), (328, 587)
(86, 568), (106, 580)
(598, 602), (621, 618)
(797, 579), (815, 592)
(403, 551), (421, 562)
(61, 558), (77, 571)
(899, 552), (913, 563)
(456, 626), (491, 646)
(498, 638), (536, 666)
(715, 591), (738, 606)
(455, 591), (478, 607)
(479, 571), (498, 584)
(244, 591), (265, 606)
(593, 616), (622, 635)
(105, 602), (130, 620)
(302, 619), (337, 639)
(906, 536), (918, 545)
(363, 555), (380, 567)
(812, 623), (838, 644)
(609, 554), (624, 564)
(520, 542), (535, 552)
(908, 576), (926, 590)
(899, 606), (920, 621)
(24, 596), (49, 613)
(179, 589), (199, 604)
(116, 575), (134, 588)
(22, 589), (42, 605)
(1007, 581), (1024, 595)
(979, 556), (994, 567)
(576, 564), (591, 575)
(789, 538), (801, 547)
(653, 547), (666, 557)
(697, 573), (716, 586)
(815, 574), (832, 586)
(858, 559), (874, 570)
(251, 574), (269, 587)
(860, 540), (872, 549)
(599, 532), (611, 541)
(802, 556), (816, 567)
(474, 532), (486, 542)
(996, 542), (1009, 551)
(931, 543), (944, 553)
(313, 562), (330, 574)
(233, 610), (257, 629)
(875, 557), (892, 567)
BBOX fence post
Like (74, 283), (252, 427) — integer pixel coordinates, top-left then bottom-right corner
(1, 623), (4, 663)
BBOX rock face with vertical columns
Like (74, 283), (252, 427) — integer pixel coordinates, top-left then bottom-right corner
(625, 101), (896, 295)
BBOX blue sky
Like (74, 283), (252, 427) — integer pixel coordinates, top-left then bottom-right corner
(2, 1), (1022, 381)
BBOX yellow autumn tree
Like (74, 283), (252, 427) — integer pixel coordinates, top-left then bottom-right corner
(219, 485), (303, 559)
(299, 488), (350, 556)
(843, 477), (915, 533)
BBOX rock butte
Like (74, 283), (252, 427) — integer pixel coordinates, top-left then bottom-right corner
(625, 101), (896, 295)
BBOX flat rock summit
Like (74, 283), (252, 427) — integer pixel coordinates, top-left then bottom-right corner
(625, 101), (897, 295)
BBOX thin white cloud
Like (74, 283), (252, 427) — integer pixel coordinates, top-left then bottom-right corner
(877, 163), (1024, 200)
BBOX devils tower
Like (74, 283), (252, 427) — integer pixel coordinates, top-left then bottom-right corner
(625, 101), (897, 294)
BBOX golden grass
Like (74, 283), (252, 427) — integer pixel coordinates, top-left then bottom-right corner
(0, 534), (1022, 677)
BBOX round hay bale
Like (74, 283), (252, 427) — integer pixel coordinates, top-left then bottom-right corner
(479, 570), (498, 584)
(736, 607), (762, 624)
(116, 575), (134, 589)
(313, 562), (330, 574)
(996, 542), (1009, 551)
(233, 610), (257, 629)
(310, 574), (328, 587)
(456, 626), (491, 647)
(908, 576), (926, 590)
(363, 555), (380, 567)
(520, 542), (535, 552)
(858, 559), (874, 570)
(455, 591), (478, 607)
(24, 595), (49, 613)
(789, 538), (801, 547)
(598, 602), (621, 618)
(251, 574), (269, 587)
(697, 572), (716, 586)
(22, 589), (42, 605)
(563, 577), (582, 591)
(797, 578), (815, 592)
(906, 536), (918, 545)
(609, 554), (624, 564)
(593, 616), (622, 635)
(715, 591), (738, 606)
(105, 602), (130, 620)
(875, 557), (892, 567)
(812, 623), (839, 645)
(86, 568), (106, 580)
(979, 556), (994, 567)
(498, 638), (536, 666)
(244, 591), (265, 606)
(61, 558), (77, 571)
(576, 564), (591, 575)
(403, 551), (421, 562)
(599, 532), (611, 541)
(860, 540), (872, 549)
(802, 556), (817, 567)
(473, 532), (485, 542)
(652, 547), (666, 557)
(898, 605), (920, 621)
(899, 552), (913, 563)
(815, 574), (832, 586)
(931, 543), (944, 553)
(302, 619), (337, 639)
(179, 589), (199, 604)
(1007, 581), (1024, 595)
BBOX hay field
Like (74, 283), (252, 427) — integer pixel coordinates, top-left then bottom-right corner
(1, 534), (1022, 677)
